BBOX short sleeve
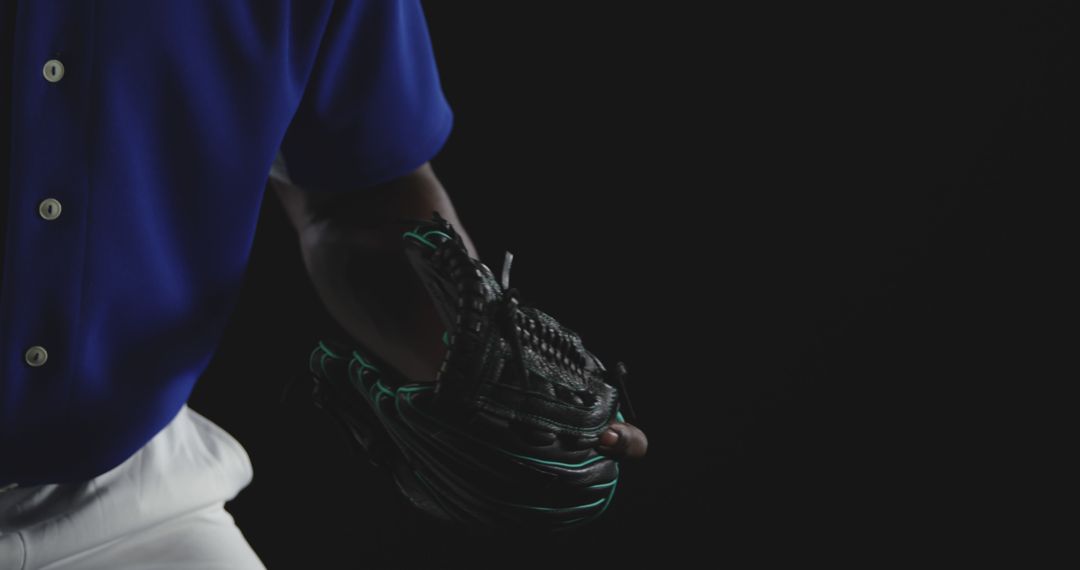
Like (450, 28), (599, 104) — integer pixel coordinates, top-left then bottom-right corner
(277, 0), (453, 192)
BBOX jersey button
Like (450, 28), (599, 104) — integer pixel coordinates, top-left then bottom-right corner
(43, 59), (65, 83)
(39, 198), (62, 220)
(25, 345), (49, 367)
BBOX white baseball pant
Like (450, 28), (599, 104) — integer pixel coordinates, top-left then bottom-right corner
(0, 404), (266, 569)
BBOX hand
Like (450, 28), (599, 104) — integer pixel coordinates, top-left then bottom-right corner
(596, 420), (648, 459)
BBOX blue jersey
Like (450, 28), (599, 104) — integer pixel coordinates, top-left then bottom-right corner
(0, 0), (453, 486)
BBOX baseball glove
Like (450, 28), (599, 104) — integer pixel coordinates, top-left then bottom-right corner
(304, 211), (637, 533)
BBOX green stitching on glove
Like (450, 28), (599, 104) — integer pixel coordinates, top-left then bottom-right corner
(401, 228), (452, 250)
(343, 345), (621, 518)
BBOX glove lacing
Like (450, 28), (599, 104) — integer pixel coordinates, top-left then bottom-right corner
(494, 250), (637, 423)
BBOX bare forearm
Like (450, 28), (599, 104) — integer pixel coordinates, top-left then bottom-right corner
(272, 163), (477, 384)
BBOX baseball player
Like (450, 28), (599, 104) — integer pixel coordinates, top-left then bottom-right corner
(0, 1), (647, 568)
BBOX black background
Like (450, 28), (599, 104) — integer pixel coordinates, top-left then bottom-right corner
(189, 2), (1071, 567)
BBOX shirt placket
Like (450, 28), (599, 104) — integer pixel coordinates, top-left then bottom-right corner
(0, 0), (96, 445)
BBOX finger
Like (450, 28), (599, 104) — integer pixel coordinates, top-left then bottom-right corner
(595, 421), (648, 460)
